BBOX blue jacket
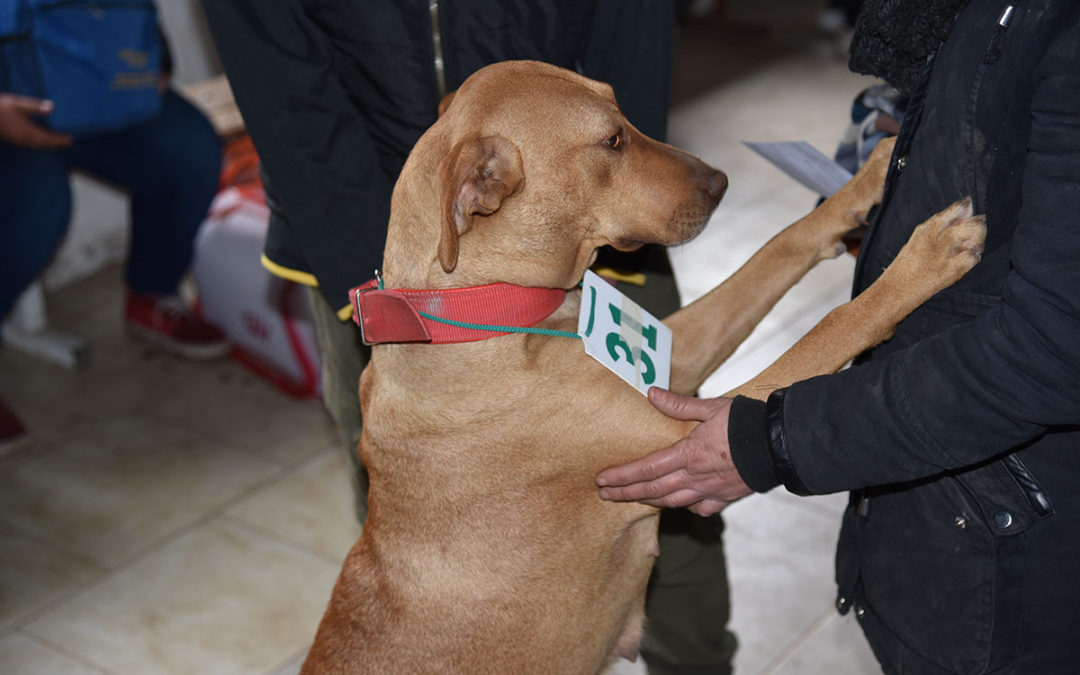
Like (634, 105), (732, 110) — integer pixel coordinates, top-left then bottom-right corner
(731, 1), (1080, 672)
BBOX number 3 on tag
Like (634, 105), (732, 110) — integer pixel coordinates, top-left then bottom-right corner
(577, 270), (672, 396)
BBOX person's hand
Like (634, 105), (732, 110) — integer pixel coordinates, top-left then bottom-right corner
(0, 94), (72, 149)
(596, 388), (752, 517)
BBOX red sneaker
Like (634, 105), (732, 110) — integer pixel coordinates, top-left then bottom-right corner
(0, 395), (29, 458)
(125, 291), (230, 360)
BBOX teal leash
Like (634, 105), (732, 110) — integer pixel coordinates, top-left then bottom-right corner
(415, 310), (581, 339)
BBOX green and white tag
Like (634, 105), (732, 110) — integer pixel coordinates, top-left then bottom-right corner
(577, 270), (672, 396)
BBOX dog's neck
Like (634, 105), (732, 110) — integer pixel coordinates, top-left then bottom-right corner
(350, 277), (571, 345)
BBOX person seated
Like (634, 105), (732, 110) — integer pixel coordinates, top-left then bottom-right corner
(0, 23), (226, 451)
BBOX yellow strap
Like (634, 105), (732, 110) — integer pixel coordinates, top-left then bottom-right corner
(591, 266), (647, 287)
(260, 254), (352, 321)
(261, 254), (319, 287)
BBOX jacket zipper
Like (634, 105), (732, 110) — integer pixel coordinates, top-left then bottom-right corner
(429, 0), (446, 99)
(984, 4), (1014, 64)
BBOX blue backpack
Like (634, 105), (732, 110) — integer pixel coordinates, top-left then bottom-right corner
(0, 0), (163, 137)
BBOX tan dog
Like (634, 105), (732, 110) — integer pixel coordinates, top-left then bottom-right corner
(300, 61), (985, 674)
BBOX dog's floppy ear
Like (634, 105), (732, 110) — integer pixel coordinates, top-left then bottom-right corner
(438, 135), (523, 273)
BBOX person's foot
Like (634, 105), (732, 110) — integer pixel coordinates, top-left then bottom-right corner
(125, 291), (230, 360)
(0, 395), (30, 458)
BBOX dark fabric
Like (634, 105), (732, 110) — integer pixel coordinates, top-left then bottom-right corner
(156, 23), (172, 76)
(641, 510), (737, 675)
(726, 396), (777, 493)
(202, 0), (674, 313)
(746, 0), (1080, 672)
(307, 287), (370, 522)
(848, 0), (970, 96)
(0, 90), (221, 317)
(763, 388), (812, 496)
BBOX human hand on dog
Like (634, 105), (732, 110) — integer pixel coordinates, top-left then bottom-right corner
(596, 389), (752, 516)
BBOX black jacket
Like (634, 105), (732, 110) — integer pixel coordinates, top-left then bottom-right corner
(731, 1), (1080, 672)
(202, 0), (673, 316)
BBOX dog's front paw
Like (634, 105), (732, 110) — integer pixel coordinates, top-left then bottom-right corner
(889, 197), (987, 292)
(838, 136), (897, 225)
(810, 137), (897, 258)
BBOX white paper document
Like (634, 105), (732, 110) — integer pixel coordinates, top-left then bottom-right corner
(743, 141), (853, 198)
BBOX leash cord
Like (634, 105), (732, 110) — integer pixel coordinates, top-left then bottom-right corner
(415, 310), (581, 339)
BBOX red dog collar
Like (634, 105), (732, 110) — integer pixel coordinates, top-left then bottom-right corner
(350, 277), (568, 345)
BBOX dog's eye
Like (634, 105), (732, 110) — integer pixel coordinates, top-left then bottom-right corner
(604, 132), (622, 150)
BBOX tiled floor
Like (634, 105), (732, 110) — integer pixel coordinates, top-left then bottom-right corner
(1, 12), (885, 675)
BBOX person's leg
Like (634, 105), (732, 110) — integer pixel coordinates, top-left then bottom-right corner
(65, 91), (226, 357)
(308, 287), (371, 523)
(65, 90), (221, 296)
(640, 511), (737, 675)
(0, 145), (72, 451)
(0, 144), (73, 319)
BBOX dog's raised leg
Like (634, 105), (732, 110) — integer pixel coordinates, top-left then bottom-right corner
(665, 138), (897, 394)
(729, 197), (986, 400)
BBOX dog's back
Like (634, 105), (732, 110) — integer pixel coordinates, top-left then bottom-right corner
(303, 319), (670, 673)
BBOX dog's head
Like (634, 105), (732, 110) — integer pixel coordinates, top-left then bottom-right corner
(389, 60), (727, 289)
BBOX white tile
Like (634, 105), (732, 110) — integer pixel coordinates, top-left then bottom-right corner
(721, 492), (844, 673)
(0, 523), (104, 631)
(23, 519), (340, 675)
(225, 449), (363, 563)
(0, 346), (170, 452)
(0, 631), (107, 675)
(768, 611), (881, 675)
(0, 415), (281, 567)
(607, 655), (648, 675)
(139, 361), (338, 467)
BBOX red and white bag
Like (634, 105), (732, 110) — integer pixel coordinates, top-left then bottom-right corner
(193, 185), (322, 398)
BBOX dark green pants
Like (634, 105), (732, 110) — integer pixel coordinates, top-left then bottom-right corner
(641, 511), (737, 675)
(308, 288), (370, 523)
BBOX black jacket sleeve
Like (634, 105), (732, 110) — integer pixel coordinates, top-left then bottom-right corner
(201, 0), (395, 313)
(759, 15), (1080, 495)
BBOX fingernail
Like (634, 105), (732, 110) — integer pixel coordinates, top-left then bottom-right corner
(596, 477), (608, 487)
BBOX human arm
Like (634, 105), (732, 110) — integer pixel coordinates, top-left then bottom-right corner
(0, 94), (72, 149)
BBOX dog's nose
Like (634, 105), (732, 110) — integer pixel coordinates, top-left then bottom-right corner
(704, 169), (728, 203)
